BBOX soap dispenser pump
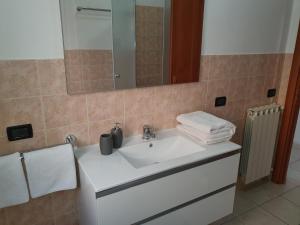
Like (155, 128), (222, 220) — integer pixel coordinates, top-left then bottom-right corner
(111, 122), (123, 149)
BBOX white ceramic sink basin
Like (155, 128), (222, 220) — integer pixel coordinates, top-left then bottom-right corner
(118, 135), (205, 168)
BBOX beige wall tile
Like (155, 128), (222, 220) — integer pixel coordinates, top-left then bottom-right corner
(224, 100), (246, 122)
(51, 190), (78, 217)
(0, 97), (44, 136)
(5, 196), (53, 225)
(0, 60), (40, 99)
(81, 50), (106, 65)
(136, 5), (163, 88)
(249, 54), (281, 77)
(136, 76), (162, 87)
(152, 83), (206, 130)
(124, 88), (154, 116)
(43, 95), (87, 129)
(0, 137), (14, 156)
(67, 81), (83, 95)
(64, 50), (82, 66)
(177, 82), (207, 113)
(87, 91), (124, 122)
(37, 59), (67, 95)
(228, 77), (248, 102)
(262, 54), (281, 76)
(264, 75), (277, 91)
(81, 65), (108, 80)
(124, 114), (153, 137)
(200, 56), (210, 81)
(82, 79), (114, 93)
(46, 124), (89, 147)
(246, 76), (265, 100)
(248, 54), (266, 76)
(152, 111), (178, 130)
(153, 85), (182, 114)
(103, 51), (113, 65)
(209, 55), (248, 80)
(65, 50), (114, 94)
(66, 65), (83, 82)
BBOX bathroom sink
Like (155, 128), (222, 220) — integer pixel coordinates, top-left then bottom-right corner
(76, 128), (241, 225)
(118, 135), (205, 168)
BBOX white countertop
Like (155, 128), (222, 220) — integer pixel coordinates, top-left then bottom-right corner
(75, 129), (241, 193)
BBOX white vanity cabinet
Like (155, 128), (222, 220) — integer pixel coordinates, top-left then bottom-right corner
(78, 150), (240, 225)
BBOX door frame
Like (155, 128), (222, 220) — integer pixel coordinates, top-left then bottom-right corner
(272, 22), (300, 184)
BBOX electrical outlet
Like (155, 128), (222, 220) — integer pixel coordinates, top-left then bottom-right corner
(215, 96), (227, 107)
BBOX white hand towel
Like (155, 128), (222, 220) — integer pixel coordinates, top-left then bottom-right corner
(176, 111), (235, 133)
(24, 144), (77, 198)
(0, 153), (29, 209)
(177, 125), (233, 145)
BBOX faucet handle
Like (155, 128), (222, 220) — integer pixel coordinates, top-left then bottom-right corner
(143, 125), (152, 132)
(142, 125), (156, 140)
(143, 124), (154, 132)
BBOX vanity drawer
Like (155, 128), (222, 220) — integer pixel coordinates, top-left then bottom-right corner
(144, 187), (236, 225)
(97, 154), (240, 225)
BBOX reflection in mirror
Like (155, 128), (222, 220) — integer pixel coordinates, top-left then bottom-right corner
(111, 0), (136, 90)
(111, 0), (169, 89)
(60, 0), (114, 94)
(60, 0), (202, 94)
(135, 1), (170, 87)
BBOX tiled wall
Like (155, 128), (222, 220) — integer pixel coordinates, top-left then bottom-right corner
(278, 54), (294, 105)
(136, 6), (164, 87)
(65, 50), (114, 94)
(0, 54), (284, 225)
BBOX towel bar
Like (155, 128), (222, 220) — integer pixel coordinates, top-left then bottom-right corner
(77, 7), (111, 13)
(19, 134), (77, 160)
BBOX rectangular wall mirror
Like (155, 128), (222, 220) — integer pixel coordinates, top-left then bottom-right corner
(60, 0), (204, 94)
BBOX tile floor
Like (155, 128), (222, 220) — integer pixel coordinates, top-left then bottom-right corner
(212, 144), (300, 225)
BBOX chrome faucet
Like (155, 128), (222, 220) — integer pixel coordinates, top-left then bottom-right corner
(142, 125), (156, 140)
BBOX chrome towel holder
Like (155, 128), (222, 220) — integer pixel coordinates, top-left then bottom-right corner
(76, 7), (111, 13)
(19, 134), (77, 160)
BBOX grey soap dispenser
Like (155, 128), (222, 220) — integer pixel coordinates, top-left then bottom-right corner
(111, 122), (123, 149)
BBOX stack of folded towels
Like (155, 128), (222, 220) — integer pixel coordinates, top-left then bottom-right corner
(176, 111), (236, 145)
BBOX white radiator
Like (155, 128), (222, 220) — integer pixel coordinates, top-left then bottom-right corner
(240, 104), (282, 185)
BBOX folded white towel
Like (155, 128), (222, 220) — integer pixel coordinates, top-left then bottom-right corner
(24, 144), (77, 198)
(178, 124), (235, 140)
(177, 111), (235, 133)
(0, 153), (29, 209)
(177, 125), (233, 145)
